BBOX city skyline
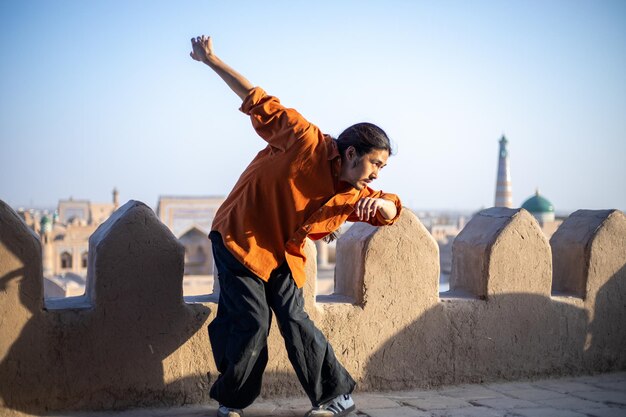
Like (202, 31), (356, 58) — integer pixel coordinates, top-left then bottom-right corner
(1, 1), (625, 213)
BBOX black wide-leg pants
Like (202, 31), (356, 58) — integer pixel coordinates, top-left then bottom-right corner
(208, 232), (356, 409)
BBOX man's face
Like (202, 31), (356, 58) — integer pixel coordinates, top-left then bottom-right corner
(340, 147), (389, 190)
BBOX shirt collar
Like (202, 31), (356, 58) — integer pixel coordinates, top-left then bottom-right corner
(325, 135), (343, 193)
(325, 135), (340, 160)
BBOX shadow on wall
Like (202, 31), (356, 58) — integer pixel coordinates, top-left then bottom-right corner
(0, 200), (211, 415)
(0, 200), (48, 415)
(362, 266), (625, 391)
(586, 267), (626, 371)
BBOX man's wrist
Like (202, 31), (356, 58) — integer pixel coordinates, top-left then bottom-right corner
(203, 55), (220, 67)
(378, 198), (396, 219)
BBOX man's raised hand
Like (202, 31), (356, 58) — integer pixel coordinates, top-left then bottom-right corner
(190, 35), (215, 63)
(189, 34), (253, 100)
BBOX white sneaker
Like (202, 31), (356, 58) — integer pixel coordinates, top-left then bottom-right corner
(305, 394), (355, 417)
(217, 405), (243, 417)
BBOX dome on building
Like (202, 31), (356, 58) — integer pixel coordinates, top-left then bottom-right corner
(521, 189), (555, 225)
(522, 190), (554, 214)
(40, 214), (53, 234)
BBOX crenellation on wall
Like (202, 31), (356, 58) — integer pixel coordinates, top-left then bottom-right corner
(550, 209), (615, 298)
(448, 207), (517, 298)
(333, 222), (373, 305)
(0, 200), (51, 413)
(577, 210), (626, 372)
(0, 200), (624, 415)
(486, 208), (552, 297)
(87, 200), (186, 310)
(321, 210), (441, 391)
(586, 210), (626, 300)
(1, 200), (213, 413)
(0, 200), (44, 311)
(448, 207), (552, 299)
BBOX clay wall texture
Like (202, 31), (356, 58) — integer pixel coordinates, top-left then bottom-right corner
(0, 200), (624, 415)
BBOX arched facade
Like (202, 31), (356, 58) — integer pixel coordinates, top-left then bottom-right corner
(179, 227), (213, 276)
(60, 251), (72, 269)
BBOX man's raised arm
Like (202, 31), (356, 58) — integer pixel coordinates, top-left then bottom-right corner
(190, 35), (253, 101)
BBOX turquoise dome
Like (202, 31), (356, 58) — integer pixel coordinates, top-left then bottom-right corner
(40, 215), (53, 233)
(522, 190), (554, 213)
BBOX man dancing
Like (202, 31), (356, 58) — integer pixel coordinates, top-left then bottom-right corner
(190, 35), (402, 417)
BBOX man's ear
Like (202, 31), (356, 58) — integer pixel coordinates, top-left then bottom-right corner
(345, 145), (356, 161)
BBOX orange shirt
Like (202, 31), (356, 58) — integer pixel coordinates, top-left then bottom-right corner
(211, 87), (402, 288)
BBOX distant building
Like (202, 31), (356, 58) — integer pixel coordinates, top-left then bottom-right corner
(31, 188), (120, 297)
(427, 215), (467, 280)
(521, 189), (563, 238)
(57, 188), (119, 225)
(156, 196), (225, 277)
(23, 192), (338, 298)
(495, 135), (513, 208)
(154, 195), (339, 295)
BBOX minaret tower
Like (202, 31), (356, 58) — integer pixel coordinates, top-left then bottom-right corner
(113, 187), (120, 210)
(494, 135), (513, 208)
(40, 214), (54, 277)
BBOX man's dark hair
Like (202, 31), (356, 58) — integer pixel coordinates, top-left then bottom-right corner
(336, 122), (393, 157)
(324, 123), (393, 244)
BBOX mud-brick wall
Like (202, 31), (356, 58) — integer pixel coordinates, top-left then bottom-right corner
(0, 200), (624, 415)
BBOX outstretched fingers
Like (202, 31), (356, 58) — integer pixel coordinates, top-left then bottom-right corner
(190, 35), (214, 62)
(355, 197), (380, 221)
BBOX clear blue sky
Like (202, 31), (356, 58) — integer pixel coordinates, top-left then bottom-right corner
(1, 0), (625, 213)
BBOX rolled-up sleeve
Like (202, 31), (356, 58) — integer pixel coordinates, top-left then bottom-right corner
(240, 87), (315, 151)
(347, 188), (402, 226)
